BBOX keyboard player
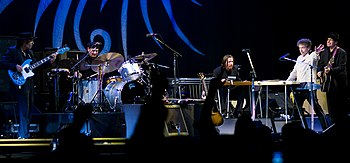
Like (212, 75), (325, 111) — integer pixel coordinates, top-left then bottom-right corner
(286, 38), (328, 131)
(213, 54), (248, 118)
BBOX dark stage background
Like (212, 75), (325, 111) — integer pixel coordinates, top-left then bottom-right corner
(0, 0), (349, 103)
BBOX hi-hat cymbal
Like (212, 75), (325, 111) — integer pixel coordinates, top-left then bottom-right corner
(132, 53), (157, 62)
(91, 52), (124, 73)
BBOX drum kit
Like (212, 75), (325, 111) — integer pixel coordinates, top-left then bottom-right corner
(50, 51), (158, 112)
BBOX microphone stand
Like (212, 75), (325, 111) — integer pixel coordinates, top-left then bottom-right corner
(309, 65), (315, 130)
(71, 53), (89, 71)
(153, 36), (183, 99)
(243, 49), (257, 121)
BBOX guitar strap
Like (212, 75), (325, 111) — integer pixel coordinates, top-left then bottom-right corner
(328, 46), (338, 68)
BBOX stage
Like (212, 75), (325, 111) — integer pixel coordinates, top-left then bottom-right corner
(0, 102), (327, 160)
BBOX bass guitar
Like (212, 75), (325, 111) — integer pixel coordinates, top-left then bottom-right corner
(198, 72), (224, 126)
(8, 47), (70, 86)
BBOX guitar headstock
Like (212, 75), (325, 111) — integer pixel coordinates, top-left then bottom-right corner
(57, 47), (70, 55)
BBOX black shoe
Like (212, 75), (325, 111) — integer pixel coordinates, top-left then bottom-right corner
(233, 111), (241, 118)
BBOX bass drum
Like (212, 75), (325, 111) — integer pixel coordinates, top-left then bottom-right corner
(104, 80), (146, 107)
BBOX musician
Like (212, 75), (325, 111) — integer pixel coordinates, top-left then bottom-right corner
(77, 41), (102, 79)
(317, 32), (349, 130)
(213, 54), (247, 118)
(0, 32), (57, 139)
(286, 38), (328, 130)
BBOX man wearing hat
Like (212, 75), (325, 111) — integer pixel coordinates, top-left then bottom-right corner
(317, 32), (349, 133)
(0, 32), (57, 139)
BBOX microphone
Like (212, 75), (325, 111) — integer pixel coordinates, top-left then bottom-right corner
(279, 53), (290, 61)
(146, 33), (159, 37)
(242, 49), (250, 52)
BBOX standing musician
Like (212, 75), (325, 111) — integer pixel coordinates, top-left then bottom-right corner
(0, 32), (57, 139)
(286, 38), (328, 131)
(213, 54), (248, 118)
(317, 32), (349, 130)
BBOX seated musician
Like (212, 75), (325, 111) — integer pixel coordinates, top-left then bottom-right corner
(213, 54), (248, 118)
(286, 38), (328, 131)
(77, 41), (102, 79)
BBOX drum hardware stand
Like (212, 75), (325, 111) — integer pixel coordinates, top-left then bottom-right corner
(52, 67), (61, 112)
(64, 74), (85, 112)
(64, 53), (90, 112)
(50, 56), (64, 112)
(90, 64), (111, 112)
(151, 34), (182, 99)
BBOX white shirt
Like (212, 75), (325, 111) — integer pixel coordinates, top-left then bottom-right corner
(286, 51), (319, 83)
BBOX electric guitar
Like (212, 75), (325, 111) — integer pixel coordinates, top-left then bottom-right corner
(8, 47), (70, 86)
(198, 72), (224, 126)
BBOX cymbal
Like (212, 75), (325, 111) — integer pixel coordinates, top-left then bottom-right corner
(132, 53), (157, 62)
(91, 52), (124, 73)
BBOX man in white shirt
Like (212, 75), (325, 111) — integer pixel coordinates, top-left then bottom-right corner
(287, 38), (328, 131)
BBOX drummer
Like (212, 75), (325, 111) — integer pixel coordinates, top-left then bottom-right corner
(77, 41), (102, 79)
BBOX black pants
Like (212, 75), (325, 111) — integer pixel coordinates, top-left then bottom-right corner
(217, 86), (247, 117)
(291, 88), (328, 130)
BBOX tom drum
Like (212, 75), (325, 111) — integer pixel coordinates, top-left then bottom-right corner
(118, 60), (142, 81)
(77, 78), (100, 103)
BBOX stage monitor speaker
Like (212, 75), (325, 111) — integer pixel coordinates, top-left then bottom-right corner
(164, 104), (189, 136)
(88, 112), (126, 138)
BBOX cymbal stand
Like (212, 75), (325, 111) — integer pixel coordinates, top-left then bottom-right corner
(90, 64), (110, 112)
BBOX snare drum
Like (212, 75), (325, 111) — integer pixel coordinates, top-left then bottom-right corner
(118, 60), (142, 81)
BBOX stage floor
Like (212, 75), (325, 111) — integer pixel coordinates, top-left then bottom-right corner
(0, 102), (327, 160)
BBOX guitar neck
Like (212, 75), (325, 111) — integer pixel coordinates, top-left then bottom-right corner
(28, 52), (56, 70)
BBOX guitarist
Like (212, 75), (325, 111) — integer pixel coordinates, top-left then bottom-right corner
(0, 32), (57, 139)
(212, 54), (248, 118)
(316, 32), (349, 131)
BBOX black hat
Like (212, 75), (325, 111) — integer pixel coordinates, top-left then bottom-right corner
(328, 32), (339, 41)
(16, 32), (37, 40)
(87, 41), (102, 48)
